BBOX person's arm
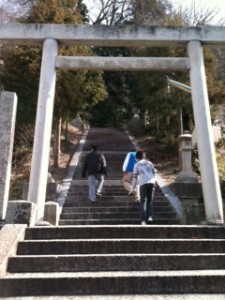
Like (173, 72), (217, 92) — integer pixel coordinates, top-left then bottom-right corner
(122, 153), (130, 172)
(130, 163), (138, 191)
(101, 154), (107, 175)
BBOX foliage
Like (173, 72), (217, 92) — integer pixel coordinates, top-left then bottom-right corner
(215, 127), (225, 194)
(2, 0), (225, 186)
(90, 70), (133, 127)
(216, 151), (225, 195)
(128, 0), (172, 25)
(0, 0), (107, 173)
(1, 0), (107, 127)
(89, 46), (134, 127)
(9, 124), (34, 199)
(87, 0), (176, 128)
(1, 46), (41, 124)
(192, 133), (225, 195)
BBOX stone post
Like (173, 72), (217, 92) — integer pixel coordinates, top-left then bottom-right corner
(188, 41), (224, 224)
(176, 132), (198, 183)
(27, 38), (58, 223)
(0, 92), (17, 221)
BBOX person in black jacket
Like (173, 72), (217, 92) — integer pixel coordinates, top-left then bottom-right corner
(82, 144), (107, 202)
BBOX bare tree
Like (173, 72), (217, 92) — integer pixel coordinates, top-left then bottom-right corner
(84, 0), (133, 25)
(171, 0), (224, 26)
(84, 0), (172, 26)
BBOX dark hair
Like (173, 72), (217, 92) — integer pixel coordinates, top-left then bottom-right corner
(136, 151), (145, 160)
(91, 144), (98, 151)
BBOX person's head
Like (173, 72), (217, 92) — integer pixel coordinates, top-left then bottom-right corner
(136, 151), (145, 160)
(91, 144), (98, 151)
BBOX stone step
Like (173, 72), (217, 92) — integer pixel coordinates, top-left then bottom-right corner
(67, 185), (162, 191)
(58, 218), (180, 225)
(0, 294), (223, 300)
(74, 175), (131, 180)
(24, 225), (225, 240)
(66, 191), (163, 196)
(65, 195), (164, 202)
(82, 133), (133, 150)
(62, 195), (169, 206)
(67, 191), (163, 197)
(61, 206), (174, 213)
(82, 146), (134, 151)
(7, 253), (225, 273)
(16, 239), (225, 255)
(62, 200), (170, 207)
(1, 270), (225, 296)
(59, 211), (177, 220)
(67, 187), (163, 193)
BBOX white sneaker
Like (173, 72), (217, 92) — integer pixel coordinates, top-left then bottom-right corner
(141, 221), (146, 225)
(148, 216), (153, 223)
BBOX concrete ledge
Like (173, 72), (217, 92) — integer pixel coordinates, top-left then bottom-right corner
(22, 182), (57, 201)
(44, 201), (59, 226)
(156, 173), (185, 224)
(169, 182), (205, 224)
(180, 198), (205, 225)
(169, 182), (203, 198)
(5, 200), (36, 226)
(0, 224), (26, 276)
(156, 176), (206, 224)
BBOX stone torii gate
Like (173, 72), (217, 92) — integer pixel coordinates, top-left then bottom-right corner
(0, 24), (224, 224)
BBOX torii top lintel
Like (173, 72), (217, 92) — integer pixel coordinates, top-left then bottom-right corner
(1, 23), (225, 47)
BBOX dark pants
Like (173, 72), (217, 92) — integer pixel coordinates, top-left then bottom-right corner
(140, 183), (155, 222)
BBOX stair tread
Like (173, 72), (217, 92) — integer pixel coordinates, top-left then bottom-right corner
(4, 269), (225, 278)
(11, 253), (225, 257)
(19, 238), (225, 241)
(2, 292), (224, 298)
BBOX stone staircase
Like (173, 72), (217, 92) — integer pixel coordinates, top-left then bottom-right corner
(0, 127), (225, 297)
(1, 225), (225, 296)
(62, 127), (179, 225)
(59, 184), (178, 225)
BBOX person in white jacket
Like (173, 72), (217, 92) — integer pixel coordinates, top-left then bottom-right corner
(130, 151), (156, 225)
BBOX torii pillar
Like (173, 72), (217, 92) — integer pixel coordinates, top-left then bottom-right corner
(188, 41), (224, 224)
(27, 38), (58, 223)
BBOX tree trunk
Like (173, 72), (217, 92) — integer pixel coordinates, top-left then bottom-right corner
(65, 121), (69, 142)
(179, 107), (183, 135)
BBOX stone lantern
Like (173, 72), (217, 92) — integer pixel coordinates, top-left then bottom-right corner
(176, 131), (199, 183)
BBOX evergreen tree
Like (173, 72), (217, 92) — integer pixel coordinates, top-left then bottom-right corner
(1, 0), (107, 166)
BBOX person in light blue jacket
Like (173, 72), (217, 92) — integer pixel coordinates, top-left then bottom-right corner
(130, 151), (156, 224)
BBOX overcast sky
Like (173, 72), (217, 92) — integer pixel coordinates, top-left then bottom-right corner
(173, 0), (225, 24)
